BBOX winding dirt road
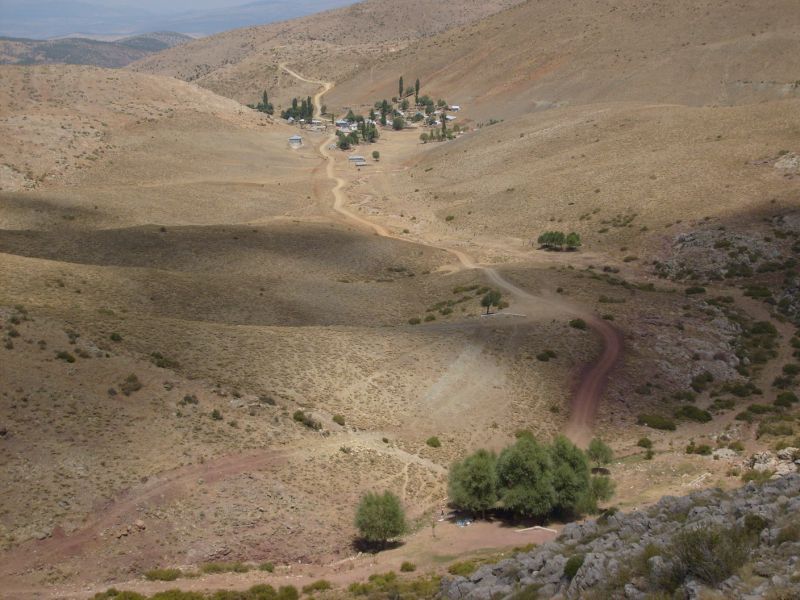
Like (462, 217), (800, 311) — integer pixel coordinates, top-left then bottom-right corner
(280, 64), (623, 445)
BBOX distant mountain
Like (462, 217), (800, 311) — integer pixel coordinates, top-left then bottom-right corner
(0, 0), (358, 39)
(0, 32), (193, 68)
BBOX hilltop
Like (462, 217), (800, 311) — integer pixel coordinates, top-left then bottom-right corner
(130, 0), (526, 107)
(0, 32), (192, 68)
(327, 0), (800, 118)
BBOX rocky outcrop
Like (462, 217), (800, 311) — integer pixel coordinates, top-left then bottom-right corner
(442, 474), (800, 599)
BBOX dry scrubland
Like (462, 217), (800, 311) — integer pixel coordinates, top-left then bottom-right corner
(2, 0), (800, 597)
(130, 0), (526, 107)
(328, 0), (800, 118)
(0, 63), (581, 591)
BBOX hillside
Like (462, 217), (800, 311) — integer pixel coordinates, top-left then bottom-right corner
(327, 0), (800, 119)
(0, 64), (267, 192)
(130, 0), (527, 107)
(0, 32), (192, 68)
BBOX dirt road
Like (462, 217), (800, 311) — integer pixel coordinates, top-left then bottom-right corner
(281, 65), (623, 446)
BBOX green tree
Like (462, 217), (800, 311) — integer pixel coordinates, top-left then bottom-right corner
(537, 231), (566, 250)
(496, 434), (556, 518)
(392, 116), (405, 130)
(448, 449), (498, 517)
(399, 75), (404, 99)
(415, 78), (420, 103)
(549, 435), (592, 516)
(481, 290), (502, 314)
(587, 438), (613, 468)
(420, 132), (429, 143)
(565, 232), (582, 250)
(372, 150), (380, 161)
(589, 475), (615, 504)
(355, 491), (406, 546)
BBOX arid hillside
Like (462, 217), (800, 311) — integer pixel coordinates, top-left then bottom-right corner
(327, 0), (800, 119)
(378, 99), (800, 252)
(0, 32), (192, 69)
(129, 0), (526, 107)
(0, 65), (270, 193)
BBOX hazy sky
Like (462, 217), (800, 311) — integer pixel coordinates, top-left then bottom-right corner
(89, 0), (270, 11)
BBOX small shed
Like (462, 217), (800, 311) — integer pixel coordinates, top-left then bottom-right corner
(288, 135), (303, 147)
(347, 155), (366, 162)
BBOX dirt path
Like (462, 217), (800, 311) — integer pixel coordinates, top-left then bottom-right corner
(283, 65), (623, 446)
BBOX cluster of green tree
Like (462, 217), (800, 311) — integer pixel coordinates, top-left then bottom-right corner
(398, 76), (420, 103)
(448, 433), (615, 520)
(420, 129), (456, 143)
(336, 120), (380, 150)
(280, 96), (314, 121)
(248, 90), (274, 115)
(537, 231), (582, 250)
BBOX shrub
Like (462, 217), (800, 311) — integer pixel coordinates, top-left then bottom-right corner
(690, 371), (714, 393)
(637, 414), (676, 431)
(259, 562), (275, 572)
(776, 522), (800, 544)
(277, 586), (299, 600)
(668, 525), (753, 586)
(333, 414), (346, 426)
(685, 286), (706, 295)
(569, 318), (587, 330)
(637, 437), (653, 449)
(408, 317), (421, 325)
(757, 421), (793, 438)
(211, 409), (223, 420)
(536, 350), (557, 362)
(302, 580), (332, 594)
(56, 350), (76, 363)
(200, 561), (250, 574)
(400, 561), (416, 572)
(110, 332), (123, 342)
(644, 449), (655, 460)
(741, 469), (774, 483)
(144, 568), (182, 581)
(150, 352), (179, 369)
(120, 373), (142, 396)
(426, 436), (441, 448)
(447, 561), (478, 576)
(445, 215), (455, 222)
(563, 555), (585, 580)
(293, 410), (322, 430)
(775, 392), (799, 407)
(674, 405), (712, 423)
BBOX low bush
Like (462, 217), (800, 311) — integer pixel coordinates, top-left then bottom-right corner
(536, 350), (557, 362)
(636, 437), (653, 449)
(563, 555), (585, 580)
(447, 561), (477, 576)
(400, 561), (416, 572)
(569, 318), (587, 330)
(259, 562), (275, 572)
(301, 580), (332, 594)
(120, 373), (142, 396)
(144, 568), (182, 581)
(775, 392), (799, 407)
(332, 414), (345, 426)
(426, 436), (441, 448)
(200, 561), (250, 574)
(110, 332), (123, 342)
(668, 525), (754, 586)
(293, 410), (322, 430)
(211, 409), (223, 420)
(637, 414), (676, 431)
(674, 405), (712, 423)
(741, 468), (774, 484)
(56, 350), (76, 363)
